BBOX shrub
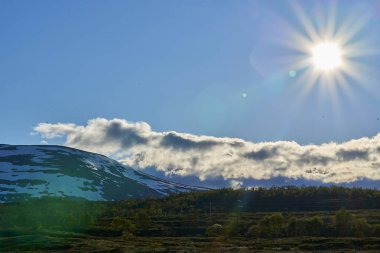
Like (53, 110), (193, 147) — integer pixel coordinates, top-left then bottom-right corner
(352, 218), (369, 237)
(110, 216), (134, 232)
(246, 224), (260, 238)
(370, 224), (380, 237)
(122, 231), (134, 240)
(205, 224), (223, 237)
(259, 213), (284, 237)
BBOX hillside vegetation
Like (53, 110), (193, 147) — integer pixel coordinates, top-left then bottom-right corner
(1, 186), (380, 252)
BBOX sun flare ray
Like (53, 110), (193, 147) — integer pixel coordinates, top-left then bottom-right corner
(281, 1), (378, 104)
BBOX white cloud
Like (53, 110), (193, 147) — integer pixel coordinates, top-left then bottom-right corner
(230, 180), (244, 189)
(33, 118), (380, 184)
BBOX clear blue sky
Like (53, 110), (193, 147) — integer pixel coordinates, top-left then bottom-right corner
(1, 0), (379, 145)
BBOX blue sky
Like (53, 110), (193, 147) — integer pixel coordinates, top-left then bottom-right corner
(1, 0), (380, 146)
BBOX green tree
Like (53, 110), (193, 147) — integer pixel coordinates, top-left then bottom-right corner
(334, 208), (354, 236)
(224, 217), (242, 237)
(286, 217), (303, 237)
(134, 209), (151, 230)
(304, 217), (324, 236)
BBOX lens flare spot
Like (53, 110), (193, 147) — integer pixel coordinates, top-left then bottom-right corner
(288, 70), (297, 78)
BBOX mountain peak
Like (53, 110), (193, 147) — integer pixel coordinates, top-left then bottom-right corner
(0, 144), (205, 202)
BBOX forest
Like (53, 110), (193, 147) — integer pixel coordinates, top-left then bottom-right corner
(1, 186), (380, 252)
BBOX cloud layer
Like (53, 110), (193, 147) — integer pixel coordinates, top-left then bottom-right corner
(34, 118), (380, 185)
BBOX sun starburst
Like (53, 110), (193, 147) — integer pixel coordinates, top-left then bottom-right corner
(276, 1), (378, 106)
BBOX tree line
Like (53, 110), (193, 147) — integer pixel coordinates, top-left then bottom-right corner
(1, 186), (380, 239)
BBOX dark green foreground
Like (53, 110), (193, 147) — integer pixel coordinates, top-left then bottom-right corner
(1, 186), (380, 252)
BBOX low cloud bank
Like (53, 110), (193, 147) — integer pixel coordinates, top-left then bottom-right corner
(34, 118), (380, 185)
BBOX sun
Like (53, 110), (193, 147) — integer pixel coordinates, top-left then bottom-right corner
(312, 42), (343, 71)
(271, 0), (377, 97)
(249, 0), (377, 106)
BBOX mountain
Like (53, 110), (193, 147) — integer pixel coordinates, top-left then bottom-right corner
(0, 144), (206, 202)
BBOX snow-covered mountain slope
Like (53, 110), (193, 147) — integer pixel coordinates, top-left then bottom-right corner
(0, 144), (206, 202)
